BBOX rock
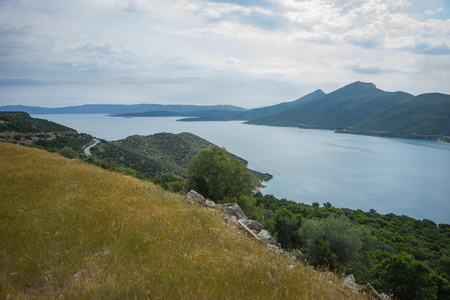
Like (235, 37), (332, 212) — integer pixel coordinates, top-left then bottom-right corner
(237, 219), (261, 240)
(221, 203), (248, 220)
(340, 274), (359, 291)
(258, 229), (277, 245)
(359, 283), (389, 300)
(241, 219), (264, 233)
(185, 190), (205, 204)
(205, 199), (216, 208)
(267, 244), (282, 253)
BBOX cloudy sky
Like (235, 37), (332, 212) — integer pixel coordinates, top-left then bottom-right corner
(0, 0), (449, 108)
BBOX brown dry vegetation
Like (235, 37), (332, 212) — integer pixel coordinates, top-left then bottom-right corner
(0, 142), (365, 299)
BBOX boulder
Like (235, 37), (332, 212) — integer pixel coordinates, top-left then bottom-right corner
(241, 219), (264, 234)
(340, 274), (359, 291)
(237, 219), (261, 240)
(221, 203), (248, 220)
(185, 190), (205, 204)
(359, 283), (389, 300)
(258, 229), (277, 245)
(205, 199), (216, 208)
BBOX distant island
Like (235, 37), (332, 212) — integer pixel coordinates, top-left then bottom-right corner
(1, 81), (449, 142)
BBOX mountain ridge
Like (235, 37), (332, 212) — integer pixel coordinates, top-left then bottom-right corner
(2, 81), (449, 141)
(246, 81), (450, 141)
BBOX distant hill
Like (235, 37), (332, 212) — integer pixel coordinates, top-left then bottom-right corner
(92, 132), (271, 185)
(0, 103), (246, 115)
(3, 81), (449, 141)
(91, 133), (214, 178)
(0, 112), (270, 185)
(340, 92), (450, 140)
(237, 89), (326, 121)
(246, 81), (450, 141)
(0, 111), (93, 150)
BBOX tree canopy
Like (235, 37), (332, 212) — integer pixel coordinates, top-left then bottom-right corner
(186, 146), (253, 202)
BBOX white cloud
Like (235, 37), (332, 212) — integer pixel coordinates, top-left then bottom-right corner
(0, 0), (449, 107)
(425, 8), (444, 15)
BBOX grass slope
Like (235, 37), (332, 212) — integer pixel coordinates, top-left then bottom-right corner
(0, 143), (362, 299)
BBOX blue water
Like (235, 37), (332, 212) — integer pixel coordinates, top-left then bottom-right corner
(35, 114), (450, 224)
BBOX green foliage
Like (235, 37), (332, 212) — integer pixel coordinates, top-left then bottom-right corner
(186, 146), (253, 202)
(92, 133), (268, 188)
(0, 111), (73, 133)
(298, 215), (375, 272)
(84, 155), (146, 180)
(274, 208), (302, 249)
(375, 252), (438, 299)
(153, 173), (186, 193)
(57, 146), (79, 159)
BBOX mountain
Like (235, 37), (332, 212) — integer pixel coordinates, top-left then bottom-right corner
(92, 132), (216, 178)
(237, 89), (326, 120)
(0, 103), (246, 115)
(176, 89), (326, 122)
(0, 143), (361, 299)
(340, 92), (450, 140)
(247, 82), (411, 128)
(246, 81), (450, 141)
(92, 132), (271, 185)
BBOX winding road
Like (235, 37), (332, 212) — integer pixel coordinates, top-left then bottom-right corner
(84, 138), (100, 156)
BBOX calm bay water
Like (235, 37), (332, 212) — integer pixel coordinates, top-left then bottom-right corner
(36, 114), (450, 224)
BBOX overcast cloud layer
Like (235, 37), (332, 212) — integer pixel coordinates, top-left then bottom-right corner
(0, 0), (449, 107)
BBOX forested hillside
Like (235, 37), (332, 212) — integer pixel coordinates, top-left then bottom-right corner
(92, 132), (271, 186)
(0, 111), (93, 151)
(247, 82), (450, 141)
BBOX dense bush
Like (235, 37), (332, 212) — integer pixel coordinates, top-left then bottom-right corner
(186, 146), (253, 202)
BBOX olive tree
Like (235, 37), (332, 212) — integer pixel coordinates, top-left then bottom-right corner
(186, 146), (253, 202)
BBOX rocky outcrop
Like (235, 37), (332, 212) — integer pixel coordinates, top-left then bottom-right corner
(184, 190), (277, 249)
(221, 203), (248, 221)
(184, 190), (389, 300)
(340, 274), (390, 299)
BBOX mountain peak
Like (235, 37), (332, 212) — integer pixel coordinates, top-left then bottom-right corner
(347, 81), (377, 90)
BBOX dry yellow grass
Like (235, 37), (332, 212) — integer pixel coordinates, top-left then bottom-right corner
(0, 143), (366, 299)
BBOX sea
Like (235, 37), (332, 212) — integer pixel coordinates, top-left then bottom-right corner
(35, 114), (450, 224)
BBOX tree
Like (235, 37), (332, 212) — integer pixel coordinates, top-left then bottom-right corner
(375, 252), (438, 299)
(186, 146), (253, 202)
(274, 208), (302, 249)
(58, 146), (78, 159)
(298, 215), (375, 270)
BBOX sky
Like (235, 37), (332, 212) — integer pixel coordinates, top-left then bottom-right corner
(0, 0), (449, 108)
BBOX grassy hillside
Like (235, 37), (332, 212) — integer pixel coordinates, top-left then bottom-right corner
(0, 143), (362, 299)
